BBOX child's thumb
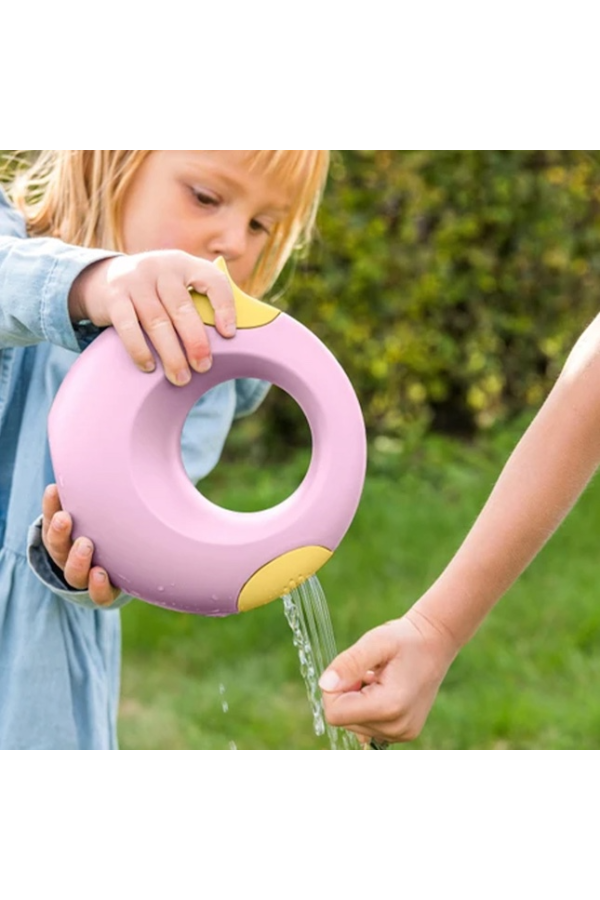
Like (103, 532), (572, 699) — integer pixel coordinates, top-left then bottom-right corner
(319, 629), (393, 693)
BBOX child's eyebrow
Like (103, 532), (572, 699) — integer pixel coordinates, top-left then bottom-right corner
(261, 202), (291, 218)
(183, 155), (292, 215)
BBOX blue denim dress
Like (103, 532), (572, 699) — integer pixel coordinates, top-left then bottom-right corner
(0, 189), (269, 749)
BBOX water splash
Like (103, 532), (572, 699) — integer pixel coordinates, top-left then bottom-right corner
(283, 575), (360, 751)
(218, 682), (229, 713)
(218, 683), (237, 748)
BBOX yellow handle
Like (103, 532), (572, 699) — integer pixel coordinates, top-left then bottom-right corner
(190, 257), (280, 329)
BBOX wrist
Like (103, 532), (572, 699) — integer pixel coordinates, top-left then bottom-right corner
(68, 258), (106, 323)
(405, 604), (462, 668)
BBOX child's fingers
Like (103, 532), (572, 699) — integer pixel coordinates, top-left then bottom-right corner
(41, 484), (62, 537)
(114, 285), (212, 386)
(88, 568), (120, 607)
(43, 511), (74, 571)
(186, 260), (237, 340)
(42, 483), (62, 515)
(41, 484), (62, 552)
(319, 627), (398, 694)
(109, 296), (159, 375)
(43, 516), (119, 605)
(62, 537), (95, 590)
(321, 679), (393, 730)
(122, 291), (194, 386)
(156, 274), (213, 373)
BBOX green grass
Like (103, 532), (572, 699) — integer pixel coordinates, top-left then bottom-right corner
(118, 414), (600, 749)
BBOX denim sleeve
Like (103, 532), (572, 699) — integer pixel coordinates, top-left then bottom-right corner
(27, 516), (132, 611)
(0, 187), (119, 351)
(234, 377), (271, 418)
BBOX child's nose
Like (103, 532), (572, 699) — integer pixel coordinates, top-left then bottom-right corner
(208, 221), (248, 262)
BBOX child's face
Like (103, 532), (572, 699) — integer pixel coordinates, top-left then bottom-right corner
(120, 151), (292, 291)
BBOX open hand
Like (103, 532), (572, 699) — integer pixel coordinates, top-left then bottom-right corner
(42, 484), (120, 606)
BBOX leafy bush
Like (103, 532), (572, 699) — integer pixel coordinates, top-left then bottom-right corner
(271, 150), (600, 447)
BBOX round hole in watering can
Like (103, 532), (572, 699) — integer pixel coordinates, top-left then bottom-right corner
(191, 386), (312, 513)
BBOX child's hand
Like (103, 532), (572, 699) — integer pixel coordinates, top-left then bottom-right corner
(318, 610), (459, 745)
(68, 252), (236, 386)
(41, 485), (120, 607)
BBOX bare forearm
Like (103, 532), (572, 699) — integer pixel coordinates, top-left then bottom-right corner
(415, 314), (600, 648)
(320, 315), (600, 746)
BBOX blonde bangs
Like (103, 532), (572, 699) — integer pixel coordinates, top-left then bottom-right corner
(243, 150), (330, 297)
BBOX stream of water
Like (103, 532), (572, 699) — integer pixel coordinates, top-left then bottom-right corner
(282, 575), (361, 751)
(219, 573), (385, 749)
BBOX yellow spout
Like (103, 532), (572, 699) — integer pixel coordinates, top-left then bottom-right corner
(238, 546), (333, 612)
(190, 257), (280, 329)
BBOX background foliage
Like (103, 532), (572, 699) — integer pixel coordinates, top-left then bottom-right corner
(262, 150), (600, 451)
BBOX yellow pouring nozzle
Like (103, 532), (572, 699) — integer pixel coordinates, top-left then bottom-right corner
(190, 257), (280, 329)
(238, 546), (333, 612)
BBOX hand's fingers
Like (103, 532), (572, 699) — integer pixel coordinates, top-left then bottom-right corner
(155, 274), (213, 373)
(319, 625), (398, 694)
(59, 537), (120, 604)
(112, 291), (196, 386)
(43, 510), (74, 571)
(109, 296), (158, 374)
(88, 567), (120, 607)
(359, 734), (393, 749)
(321, 678), (398, 729)
(186, 262), (236, 340)
(63, 538), (95, 590)
(42, 484), (63, 543)
(131, 292), (196, 386)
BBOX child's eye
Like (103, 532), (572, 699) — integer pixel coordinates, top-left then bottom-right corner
(250, 219), (271, 235)
(192, 189), (219, 207)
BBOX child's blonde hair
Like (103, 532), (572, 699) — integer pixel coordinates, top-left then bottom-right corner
(8, 150), (330, 297)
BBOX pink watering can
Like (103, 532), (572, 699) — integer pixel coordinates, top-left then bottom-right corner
(48, 260), (367, 616)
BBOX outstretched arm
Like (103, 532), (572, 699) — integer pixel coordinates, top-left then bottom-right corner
(320, 312), (600, 745)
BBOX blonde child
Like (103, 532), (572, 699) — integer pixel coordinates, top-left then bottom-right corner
(0, 150), (329, 749)
(320, 310), (600, 746)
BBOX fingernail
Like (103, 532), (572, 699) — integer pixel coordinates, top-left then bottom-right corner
(196, 357), (212, 373)
(76, 539), (92, 557)
(175, 369), (191, 385)
(142, 361), (155, 373)
(222, 322), (236, 337)
(93, 571), (107, 583)
(319, 670), (341, 692)
(53, 515), (68, 531)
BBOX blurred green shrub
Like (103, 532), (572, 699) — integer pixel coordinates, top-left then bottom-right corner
(270, 150), (600, 448)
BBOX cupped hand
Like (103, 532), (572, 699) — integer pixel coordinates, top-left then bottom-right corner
(42, 484), (120, 607)
(319, 610), (459, 746)
(68, 252), (236, 386)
